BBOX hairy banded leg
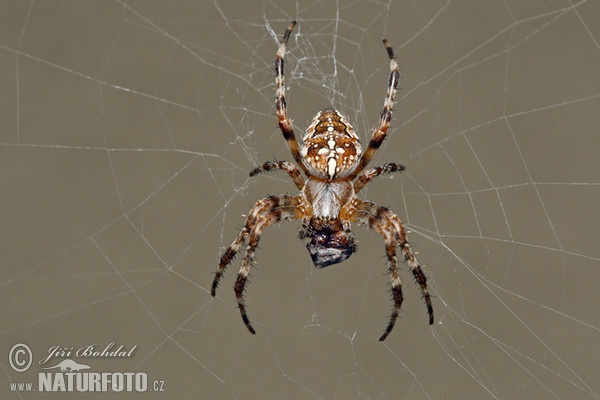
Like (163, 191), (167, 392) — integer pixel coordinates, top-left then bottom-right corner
(275, 21), (309, 175)
(353, 162), (405, 193)
(352, 199), (433, 340)
(378, 227), (403, 341)
(212, 226), (248, 296)
(349, 39), (400, 179)
(250, 160), (305, 190)
(212, 195), (298, 295)
(212, 194), (302, 334)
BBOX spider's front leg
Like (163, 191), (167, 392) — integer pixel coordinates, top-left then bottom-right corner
(351, 199), (433, 341)
(212, 194), (302, 334)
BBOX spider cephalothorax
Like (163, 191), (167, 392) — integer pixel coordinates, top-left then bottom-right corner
(211, 21), (433, 341)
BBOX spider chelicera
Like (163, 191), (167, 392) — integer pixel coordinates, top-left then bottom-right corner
(211, 21), (433, 341)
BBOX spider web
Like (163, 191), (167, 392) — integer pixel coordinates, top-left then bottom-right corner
(1, 1), (599, 399)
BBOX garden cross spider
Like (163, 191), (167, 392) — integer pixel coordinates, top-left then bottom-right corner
(211, 21), (433, 341)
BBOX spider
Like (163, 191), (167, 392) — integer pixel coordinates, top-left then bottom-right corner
(211, 21), (433, 341)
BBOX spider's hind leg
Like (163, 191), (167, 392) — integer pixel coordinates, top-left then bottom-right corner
(274, 21), (309, 175)
(348, 39), (400, 179)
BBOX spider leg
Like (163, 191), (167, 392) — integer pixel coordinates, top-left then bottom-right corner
(378, 225), (403, 342)
(352, 199), (433, 341)
(212, 194), (302, 334)
(349, 39), (400, 180)
(212, 227), (248, 296)
(250, 160), (305, 190)
(353, 162), (405, 193)
(275, 21), (309, 175)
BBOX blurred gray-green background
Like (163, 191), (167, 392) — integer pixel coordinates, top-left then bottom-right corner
(2, 1), (599, 399)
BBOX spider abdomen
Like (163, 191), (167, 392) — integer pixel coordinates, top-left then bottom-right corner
(301, 108), (362, 179)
